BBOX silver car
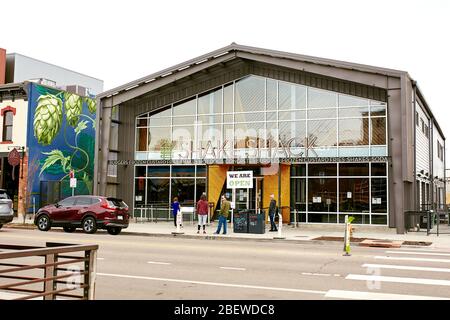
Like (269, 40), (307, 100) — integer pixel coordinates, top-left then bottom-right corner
(0, 189), (14, 229)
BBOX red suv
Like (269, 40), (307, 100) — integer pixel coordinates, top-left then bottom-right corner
(34, 196), (129, 235)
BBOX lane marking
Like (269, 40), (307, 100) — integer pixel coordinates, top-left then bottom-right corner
(301, 272), (340, 277)
(148, 261), (172, 265)
(97, 258), (105, 260)
(325, 289), (449, 300)
(375, 256), (450, 263)
(346, 274), (450, 286)
(385, 251), (450, 257)
(97, 272), (326, 295)
(363, 263), (450, 273)
(220, 267), (246, 271)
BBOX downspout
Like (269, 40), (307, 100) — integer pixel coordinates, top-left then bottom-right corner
(412, 81), (417, 212)
(430, 118), (434, 210)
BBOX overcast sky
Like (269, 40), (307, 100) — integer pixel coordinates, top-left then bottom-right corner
(2, 0), (449, 143)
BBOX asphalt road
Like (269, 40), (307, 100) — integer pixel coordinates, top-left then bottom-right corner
(1, 228), (450, 300)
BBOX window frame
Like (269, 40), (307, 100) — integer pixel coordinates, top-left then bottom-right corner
(2, 110), (13, 142)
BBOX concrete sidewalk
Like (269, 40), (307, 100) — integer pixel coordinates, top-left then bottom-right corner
(9, 217), (450, 249)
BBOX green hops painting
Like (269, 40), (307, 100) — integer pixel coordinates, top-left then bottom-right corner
(85, 97), (97, 114)
(64, 92), (83, 127)
(33, 94), (63, 146)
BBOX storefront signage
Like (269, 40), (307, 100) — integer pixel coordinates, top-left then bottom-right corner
(227, 171), (253, 189)
(313, 197), (322, 203)
(109, 156), (391, 166)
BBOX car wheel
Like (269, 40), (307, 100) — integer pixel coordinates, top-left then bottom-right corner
(37, 215), (51, 231)
(107, 227), (122, 235)
(82, 217), (97, 234)
(63, 226), (76, 233)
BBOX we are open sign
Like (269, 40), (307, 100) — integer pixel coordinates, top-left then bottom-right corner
(227, 171), (253, 189)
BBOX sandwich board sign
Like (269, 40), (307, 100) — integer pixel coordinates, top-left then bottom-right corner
(227, 171), (253, 189)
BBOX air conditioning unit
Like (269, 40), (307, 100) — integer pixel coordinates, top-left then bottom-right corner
(65, 85), (86, 96)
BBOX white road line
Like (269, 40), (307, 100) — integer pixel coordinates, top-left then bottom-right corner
(375, 256), (450, 263)
(220, 267), (246, 271)
(325, 289), (449, 300)
(386, 251), (450, 257)
(301, 272), (337, 277)
(97, 272), (326, 295)
(97, 258), (105, 260)
(363, 263), (450, 273)
(147, 261), (172, 265)
(346, 274), (450, 286)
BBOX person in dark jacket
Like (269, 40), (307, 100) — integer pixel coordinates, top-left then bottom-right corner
(197, 193), (209, 234)
(171, 197), (180, 227)
(214, 195), (230, 235)
(269, 194), (278, 232)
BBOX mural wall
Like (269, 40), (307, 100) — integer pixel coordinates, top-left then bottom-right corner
(27, 83), (96, 207)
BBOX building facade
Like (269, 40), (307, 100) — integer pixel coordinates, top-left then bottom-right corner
(0, 48), (101, 219)
(96, 44), (446, 234)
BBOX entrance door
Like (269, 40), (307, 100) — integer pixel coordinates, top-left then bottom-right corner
(233, 177), (263, 213)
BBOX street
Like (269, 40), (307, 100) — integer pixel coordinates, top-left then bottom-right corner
(1, 228), (450, 300)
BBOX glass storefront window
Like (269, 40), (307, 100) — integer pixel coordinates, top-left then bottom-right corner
(371, 117), (386, 145)
(371, 163), (387, 176)
(235, 76), (265, 112)
(370, 105), (386, 116)
(196, 179), (206, 201)
(339, 107), (369, 118)
(308, 88), (337, 109)
(279, 110), (306, 121)
(196, 166), (207, 177)
(147, 166), (170, 177)
(279, 82), (306, 110)
(339, 95), (369, 108)
(147, 179), (170, 205)
(338, 214), (370, 224)
(198, 88), (222, 114)
(266, 79), (277, 111)
(134, 178), (146, 207)
(149, 117), (171, 127)
(171, 179), (195, 205)
(371, 178), (388, 213)
(149, 127), (171, 152)
(224, 84), (233, 113)
(371, 215), (388, 225)
(308, 178), (337, 212)
(291, 178), (306, 211)
(308, 119), (337, 147)
(172, 166), (195, 178)
(309, 164), (337, 176)
(339, 178), (370, 213)
(291, 164), (306, 176)
(339, 163), (369, 176)
(308, 108), (337, 119)
(339, 118), (369, 146)
(136, 127), (148, 151)
(309, 213), (338, 223)
(173, 98), (196, 116)
(135, 166), (146, 178)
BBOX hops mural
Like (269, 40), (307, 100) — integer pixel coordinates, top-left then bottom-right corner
(33, 94), (63, 145)
(64, 92), (83, 127)
(31, 84), (96, 195)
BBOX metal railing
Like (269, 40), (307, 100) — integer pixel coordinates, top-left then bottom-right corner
(405, 207), (450, 236)
(0, 242), (98, 300)
(133, 204), (198, 224)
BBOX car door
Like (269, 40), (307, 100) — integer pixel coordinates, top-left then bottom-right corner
(71, 197), (93, 224)
(51, 197), (77, 224)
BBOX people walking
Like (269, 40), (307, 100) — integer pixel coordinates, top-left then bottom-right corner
(197, 193), (208, 234)
(214, 195), (230, 235)
(269, 194), (278, 232)
(171, 197), (180, 227)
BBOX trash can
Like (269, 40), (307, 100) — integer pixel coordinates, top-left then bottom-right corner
(248, 212), (265, 234)
(233, 211), (249, 233)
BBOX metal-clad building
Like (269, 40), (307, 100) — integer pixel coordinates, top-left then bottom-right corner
(95, 43), (446, 234)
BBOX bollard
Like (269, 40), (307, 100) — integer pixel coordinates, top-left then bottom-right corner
(343, 215), (354, 256)
(172, 211), (184, 235)
(294, 209), (298, 228)
(274, 212), (285, 239)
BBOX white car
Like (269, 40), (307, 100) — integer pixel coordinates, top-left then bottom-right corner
(0, 189), (14, 229)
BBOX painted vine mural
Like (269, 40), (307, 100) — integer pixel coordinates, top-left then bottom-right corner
(27, 83), (96, 206)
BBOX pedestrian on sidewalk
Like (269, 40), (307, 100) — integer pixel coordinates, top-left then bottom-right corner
(196, 193), (208, 234)
(214, 195), (230, 235)
(269, 194), (278, 232)
(171, 197), (181, 227)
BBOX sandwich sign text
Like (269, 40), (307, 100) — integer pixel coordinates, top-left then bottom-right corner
(227, 171), (253, 189)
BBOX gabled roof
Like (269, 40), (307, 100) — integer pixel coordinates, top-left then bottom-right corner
(98, 42), (408, 100)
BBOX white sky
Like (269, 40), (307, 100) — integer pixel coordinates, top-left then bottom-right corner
(1, 0), (450, 145)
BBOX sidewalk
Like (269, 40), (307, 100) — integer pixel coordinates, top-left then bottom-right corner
(9, 217), (450, 249)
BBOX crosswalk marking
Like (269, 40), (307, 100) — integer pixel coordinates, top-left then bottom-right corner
(363, 263), (450, 273)
(325, 289), (449, 300)
(375, 256), (450, 263)
(346, 274), (450, 286)
(385, 251), (450, 257)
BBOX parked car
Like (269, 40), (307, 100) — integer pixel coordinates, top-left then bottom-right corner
(34, 196), (129, 235)
(0, 189), (14, 229)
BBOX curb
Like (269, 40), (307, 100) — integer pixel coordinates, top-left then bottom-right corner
(3, 224), (435, 247)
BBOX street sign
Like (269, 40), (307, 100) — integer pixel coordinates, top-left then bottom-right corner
(227, 171), (253, 189)
(70, 178), (77, 188)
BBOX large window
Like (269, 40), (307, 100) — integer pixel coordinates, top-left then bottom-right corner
(2, 111), (13, 142)
(134, 75), (387, 160)
(290, 162), (388, 225)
